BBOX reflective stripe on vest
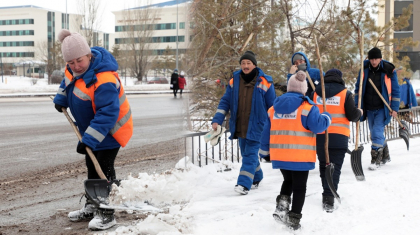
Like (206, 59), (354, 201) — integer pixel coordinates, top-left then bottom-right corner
(228, 76), (272, 91)
(268, 102), (316, 163)
(313, 89), (350, 136)
(68, 71), (133, 147)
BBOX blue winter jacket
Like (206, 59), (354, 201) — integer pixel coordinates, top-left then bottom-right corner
(287, 52), (324, 96)
(53, 47), (122, 151)
(212, 67), (276, 142)
(354, 59), (400, 125)
(400, 78), (418, 108)
(259, 92), (331, 171)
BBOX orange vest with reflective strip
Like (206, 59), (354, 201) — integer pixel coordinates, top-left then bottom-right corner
(66, 70), (133, 147)
(268, 101), (316, 163)
(313, 89), (350, 136)
(385, 74), (392, 102)
(229, 76), (271, 92)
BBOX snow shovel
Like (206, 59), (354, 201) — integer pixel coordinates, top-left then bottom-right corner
(368, 78), (410, 150)
(351, 32), (365, 181)
(52, 96), (114, 207)
(314, 36), (340, 203)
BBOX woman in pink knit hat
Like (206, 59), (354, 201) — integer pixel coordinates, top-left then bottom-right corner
(259, 71), (331, 231)
(52, 29), (133, 231)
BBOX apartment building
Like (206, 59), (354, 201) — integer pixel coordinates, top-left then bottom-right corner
(0, 5), (110, 76)
(379, 0), (420, 77)
(112, 0), (192, 76)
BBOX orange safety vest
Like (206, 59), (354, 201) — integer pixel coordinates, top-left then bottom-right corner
(229, 76), (272, 92)
(65, 70), (133, 147)
(268, 101), (316, 163)
(313, 89), (350, 136)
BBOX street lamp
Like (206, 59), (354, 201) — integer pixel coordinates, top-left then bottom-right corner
(0, 52), (3, 83)
(176, 0), (179, 70)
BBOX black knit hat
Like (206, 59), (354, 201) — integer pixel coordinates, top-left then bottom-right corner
(239, 51), (257, 66)
(368, 47), (382, 59)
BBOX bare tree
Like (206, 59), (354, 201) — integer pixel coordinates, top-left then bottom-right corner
(74, 0), (104, 46)
(119, 3), (160, 81)
(35, 40), (65, 84)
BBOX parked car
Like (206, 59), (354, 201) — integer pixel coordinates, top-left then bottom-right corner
(147, 77), (168, 84)
(50, 70), (65, 84)
(416, 88), (420, 105)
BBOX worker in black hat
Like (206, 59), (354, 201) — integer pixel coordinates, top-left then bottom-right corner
(211, 50), (276, 195)
(354, 47), (400, 170)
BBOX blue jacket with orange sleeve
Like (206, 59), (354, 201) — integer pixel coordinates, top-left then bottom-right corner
(53, 47), (133, 151)
(212, 67), (276, 142)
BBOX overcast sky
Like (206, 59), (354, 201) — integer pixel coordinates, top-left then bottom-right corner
(0, 0), (169, 33)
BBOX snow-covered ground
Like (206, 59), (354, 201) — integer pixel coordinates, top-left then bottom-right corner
(0, 76), (172, 95)
(2, 76), (419, 235)
(100, 137), (419, 235)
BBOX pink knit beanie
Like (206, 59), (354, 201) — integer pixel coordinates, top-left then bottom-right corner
(287, 70), (307, 95)
(58, 29), (91, 62)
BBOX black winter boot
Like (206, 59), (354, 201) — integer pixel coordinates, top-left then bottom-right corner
(88, 208), (116, 230)
(322, 195), (335, 213)
(285, 211), (302, 230)
(368, 148), (383, 170)
(68, 194), (96, 222)
(273, 194), (291, 223)
(382, 143), (391, 164)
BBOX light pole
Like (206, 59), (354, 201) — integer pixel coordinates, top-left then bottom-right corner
(0, 52), (3, 83)
(176, 0), (179, 70)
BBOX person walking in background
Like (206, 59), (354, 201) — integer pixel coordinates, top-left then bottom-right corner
(212, 50), (276, 195)
(170, 69), (179, 97)
(288, 52), (324, 96)
(178, 71), (187, 97)
(53, 29), (133, 231)
(354, 47), (400, 170)
(310, 69), (362, 212)
(259, 71), (331, 230)
(399, 77), (418, 109)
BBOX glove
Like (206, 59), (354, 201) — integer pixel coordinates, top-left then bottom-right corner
(261, 155), (271, 162)
(76, 142), (88, 155)
(204, 125), (226, 146)
(55, 103), (64, 113)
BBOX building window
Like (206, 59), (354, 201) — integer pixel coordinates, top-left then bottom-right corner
(1, 52), (35, 57)
(179, 22), (185, 29)
(0, 41), (34, 47)
(0, 19), (34, 25)
(115, 35), (185, 44)
(0, 30), (34, 36)
(115, 23), (177, 32)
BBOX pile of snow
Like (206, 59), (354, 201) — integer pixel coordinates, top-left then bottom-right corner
(98, 137), (419, 235)
(0, 76), (171, 94)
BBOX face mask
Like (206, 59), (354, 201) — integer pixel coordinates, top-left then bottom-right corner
(297, 63), (307, 71)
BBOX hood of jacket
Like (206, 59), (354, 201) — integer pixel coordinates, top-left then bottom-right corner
(291, 52), (312, 70)
(273, 92), (305, 114)
(314, 71), (346, 98)
(66, 46), (119, 87)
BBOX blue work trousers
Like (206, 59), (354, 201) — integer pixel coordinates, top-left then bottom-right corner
(367, 109), (386, 150)
(237, 138), (263, 190)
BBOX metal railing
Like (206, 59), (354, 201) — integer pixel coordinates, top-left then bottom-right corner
(185, 107), (420, 167)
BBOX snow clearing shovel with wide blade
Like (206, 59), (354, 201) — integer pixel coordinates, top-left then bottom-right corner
(368, 78), (410, 150)
(51, 96), (114, 207)
(351, 31), (365, 181)
(315, 36), (341, 203)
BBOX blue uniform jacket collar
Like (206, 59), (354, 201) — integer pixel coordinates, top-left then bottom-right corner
(66, 47), (119, 88)
(273, 92), (313, 114)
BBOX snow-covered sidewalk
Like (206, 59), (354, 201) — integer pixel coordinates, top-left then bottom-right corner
(100, 136), (419, 235)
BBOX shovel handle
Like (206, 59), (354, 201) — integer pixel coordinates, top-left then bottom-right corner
(367, 79), (405, 128)
(355, 31), (364, 150)
(51, 96), (107, 180)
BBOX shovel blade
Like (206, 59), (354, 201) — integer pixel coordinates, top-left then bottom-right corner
(325, 163), (341, 204)
(350, 145), (365, 181)
(399, 120), (410, 150)
(84, 179), (113, 207)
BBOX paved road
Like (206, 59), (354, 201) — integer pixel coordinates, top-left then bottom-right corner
(0, 94), (189, 234)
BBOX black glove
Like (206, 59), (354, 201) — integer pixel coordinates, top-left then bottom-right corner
(76, 142), (88, 155)
(55, 103), (64, 113)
